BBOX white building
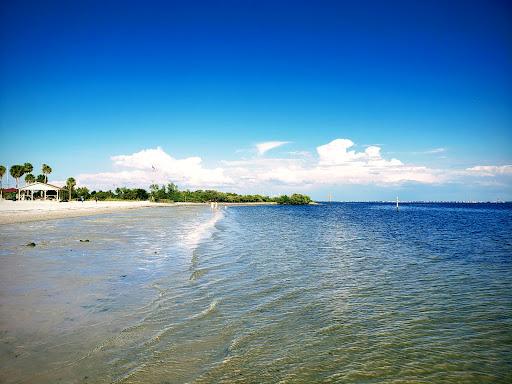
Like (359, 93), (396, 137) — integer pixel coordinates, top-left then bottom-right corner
(19, 182), (65, 201)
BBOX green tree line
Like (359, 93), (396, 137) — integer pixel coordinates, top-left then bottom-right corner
(74, 183), (312, 204)
(72, 187), (150, 201)
(148, 183), (312, 205)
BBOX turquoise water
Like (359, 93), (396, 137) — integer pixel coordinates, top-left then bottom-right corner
(1, 203), (511, 383)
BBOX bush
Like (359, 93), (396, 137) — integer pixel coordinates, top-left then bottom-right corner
(3, 192), (16, 201)
(275, 194), (312, 205)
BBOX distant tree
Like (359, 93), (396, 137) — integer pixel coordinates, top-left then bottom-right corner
(289, 193), (312, 205)
(274, 193), (311, 205)
(149, 184), (168, 202)
(0, 165), (5, 199)
(92, 190), (115, 200)
(166, 183), (180, 201)
(36, 174), (46, 183)
(149, 184), (160, 201)
(75, 187), (90, 200)
(114, 187), (149, 200)
(42, 164), (52, 183)
(275, 195), (290, 204)
(23, 163), (33, 175)
(66, 177), (76, 201)
(24, 173), (35, 184)
(135, 188), (149, 200)
(9, 165), (25, 200)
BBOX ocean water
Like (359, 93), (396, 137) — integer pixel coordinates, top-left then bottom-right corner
(0, 203), (511, 383)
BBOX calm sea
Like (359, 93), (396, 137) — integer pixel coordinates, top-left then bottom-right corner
(1, 203), (511, 383)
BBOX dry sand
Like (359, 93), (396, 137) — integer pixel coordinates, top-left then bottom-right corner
(0, 200), (178, 225)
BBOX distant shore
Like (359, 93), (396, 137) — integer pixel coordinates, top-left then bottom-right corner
(0, 200), (278, 225)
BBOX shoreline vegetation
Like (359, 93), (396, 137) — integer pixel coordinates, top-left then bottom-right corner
(32, 182), (312, 205)
(85, 183), (313, 205)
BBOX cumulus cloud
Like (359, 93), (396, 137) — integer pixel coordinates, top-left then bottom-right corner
(221, 139), (441, 188)
(248, 139), (439, 186)
(76, 139), (510, 192)
(316, 139), (402, 166)
(78, 147), (233, 189)
(255, 141), (289, 155)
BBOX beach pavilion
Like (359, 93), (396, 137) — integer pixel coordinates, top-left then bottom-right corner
(19, 182), (65, 201)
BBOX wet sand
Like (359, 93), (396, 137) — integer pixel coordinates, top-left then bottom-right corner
(0, 205), (223, 383)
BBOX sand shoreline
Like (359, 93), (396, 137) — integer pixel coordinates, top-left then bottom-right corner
(0, 200), (277, 225)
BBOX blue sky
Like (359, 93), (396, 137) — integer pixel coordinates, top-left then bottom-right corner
(1, 0), (511, 200)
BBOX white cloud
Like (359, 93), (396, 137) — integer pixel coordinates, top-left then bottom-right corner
(255, 141), (289, 155)
(317, 139), (359, 165)
(76, 139), (510, 192)
(287, 150), (312, 158)
(78, 147), (233, 190)
(466, 165), (512, 176)
(400, 147), (447, 155)
(424, 147), (447, 154)
(224, 139), (440, 187)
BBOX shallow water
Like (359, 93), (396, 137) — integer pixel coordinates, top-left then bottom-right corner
(1, 203), (511, 383)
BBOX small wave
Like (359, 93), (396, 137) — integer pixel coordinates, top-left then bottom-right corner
(227, 323), (274, 353)
(182, 209), (224, 253)
(192, 299), (220, 320)
(250, 286), (308, 315)
(190, 268), (209, 281)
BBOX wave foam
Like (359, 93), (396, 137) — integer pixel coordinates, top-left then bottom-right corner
(181, 209), (224, 252)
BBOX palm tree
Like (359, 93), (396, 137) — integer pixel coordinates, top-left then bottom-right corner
(25, 173), (35, 184)
(10, 165), (25, 200)
(23, 163), (33, 175)
(24, 174), (36, 200)
(66, 177), (76, 201)
(0, 165), (5, 199)
(36, 174), (45, 183)
(42, 164), (52, 183)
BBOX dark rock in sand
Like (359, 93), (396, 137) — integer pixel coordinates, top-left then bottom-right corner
(79, 239), (90, 242)
(26, 242), (36, 247)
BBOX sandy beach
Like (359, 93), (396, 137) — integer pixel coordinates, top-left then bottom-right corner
(0, 200), (177, 225)
(0, 200), (278, 225)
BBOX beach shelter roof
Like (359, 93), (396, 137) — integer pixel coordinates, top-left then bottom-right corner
(19, 182), (65, 191)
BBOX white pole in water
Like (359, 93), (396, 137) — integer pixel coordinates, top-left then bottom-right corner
(396, 196), (399, 211)
(328, 193), (332, 203)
